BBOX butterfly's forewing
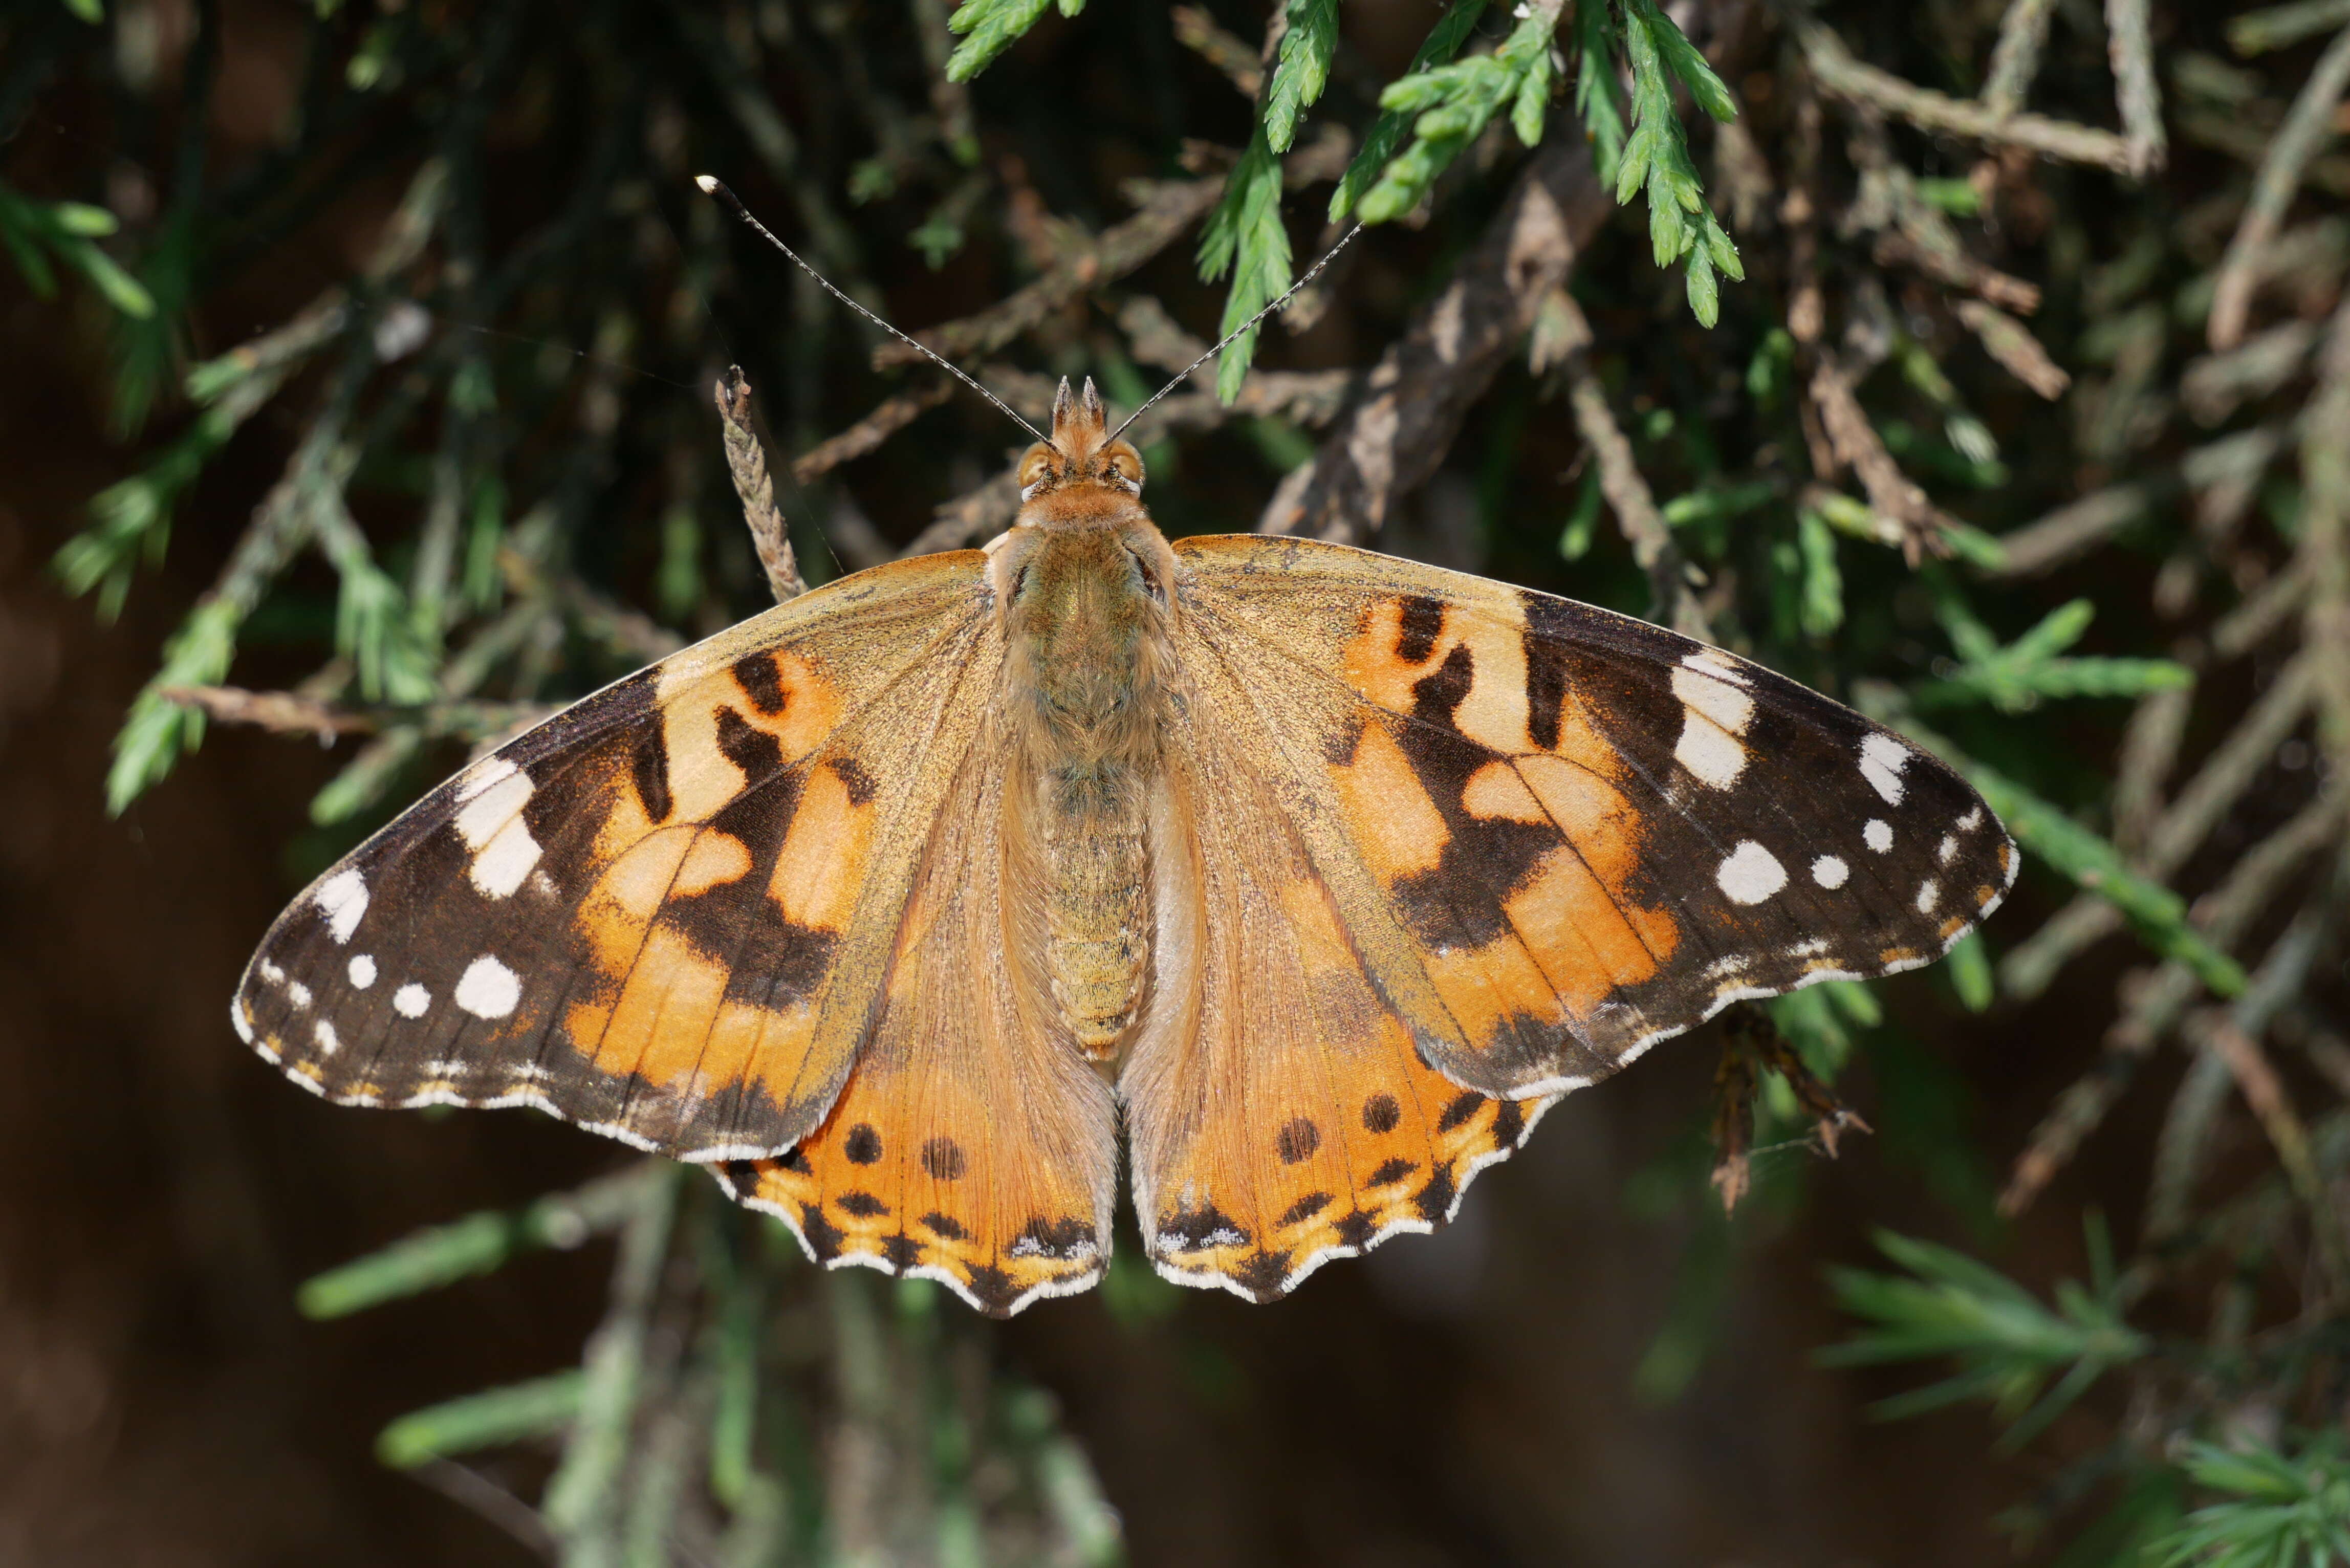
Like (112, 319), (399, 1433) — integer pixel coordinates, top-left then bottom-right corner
(1169, 535), (2017, 1100)
(1122, 697), (1557, 1300)
(233, 552), (1002, 1160)
(714, 724), (1119, 1316)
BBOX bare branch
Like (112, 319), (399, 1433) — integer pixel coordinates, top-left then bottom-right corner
(1171, 5), (1262, 98)
(790, 380), (956, 485)
(899, 465), (1022, 558)
(2209, 21), (2350, 350)
(1788, 9), (2138, 173)
(1258, 142), (1612, 545)
(1546, 291), (1712, 641)
(1955, 300), (2071, 399)
(1983, 0), (2059, 119)
(874, 178), (1226, 369)
(2104, 0), (2167, 178)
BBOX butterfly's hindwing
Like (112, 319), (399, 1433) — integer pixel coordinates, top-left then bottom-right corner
(1119, 697), (1558, 1301)
(714, 725), (1119, 1316)
(233, 552), (1002, 1159)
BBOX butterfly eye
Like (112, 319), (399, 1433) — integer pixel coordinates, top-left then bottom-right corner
(1104, 447), (1145, 492)
(1017, 446), (1059, 502)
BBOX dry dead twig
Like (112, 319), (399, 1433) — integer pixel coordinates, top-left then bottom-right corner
(874, 178), (1227, 371)
(1257, 142), (1612, 546)
(2209, 21), (2350, 351)
(1710, 1006), (1870, 1213)
(1787, 6), (2138, 172)
(1541, 290), (1712, 641)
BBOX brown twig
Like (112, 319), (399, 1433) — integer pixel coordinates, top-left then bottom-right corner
(715, 367), (807, 603)
(873, 178), (1226, 369)
(2204, 1017), (2337, 1269)
(1978, 481), (2165, 579)
(1257, 141), (1612, 545)
(1171, 5), (1262, 98)
(2299, 299), (2350, 774)
(1787, 8), (2138, 172)
(158, 685), (559, 742)
(161, 685), (374, 736)
(1871, 231), (2043, 314)
(789, 379), (956, 486)
(2181, 322), (2319, 426)
(1955, 300), (2071, 399)
(2147, 907), (2332, 1240)
(1710, 1007), (1870, 1213)
(2209, 21), (2350, 350)
(2104, 0), (2167, 179)
(1983, 0), (2060, 119)
(2001, 655), (2318, 997)
(898, 465), (1022, 558)
(1809, 354), (1944, 564)
(1113, 296), (1358, 429)
(1546, 291), (1712, 641)
(2000, 785), (2350, 1213)
(2111, 684), (2194, 853)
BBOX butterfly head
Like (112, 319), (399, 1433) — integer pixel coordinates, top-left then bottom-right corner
(1018, 377), (1145, 515)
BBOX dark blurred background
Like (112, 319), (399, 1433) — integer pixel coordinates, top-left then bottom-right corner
(4, 0), (2343, 1563)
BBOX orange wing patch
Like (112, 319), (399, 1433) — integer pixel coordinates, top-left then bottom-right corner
(1122, 707), (1555, 1302)
(1181, 563), (1683, 1097)
(233, 552), (1002, 1161)
(1174, 533), (2019, 1096)
(719, 737), (1118, 1317)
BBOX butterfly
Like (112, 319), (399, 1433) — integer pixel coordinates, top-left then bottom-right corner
(233, 377), (2015, 1317)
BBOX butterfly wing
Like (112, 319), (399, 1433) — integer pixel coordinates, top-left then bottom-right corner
(714, 721), (1119, 1316)
(1122, 535), (2014, 1300)
(233, 552), (1004, 1160)
(1123, 696), (1558, 1300)
(1171, 534), (2016, 1097)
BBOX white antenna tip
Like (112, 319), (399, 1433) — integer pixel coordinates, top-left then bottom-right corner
(694, 174), (722, 194)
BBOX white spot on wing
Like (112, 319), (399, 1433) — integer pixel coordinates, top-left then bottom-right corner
(1916, 880), (1940, 913)
(1812, 855), (1849, 889)
(1937, 834), (1959, 865)
(313, 1018), (340, 1056)
(1715, 841), (1787, 905)
(1671, 657), (1756, 789)
(454, 955), (521, 1019)
(230, 999), (255, 1044)
(315, 870), (369, 944)
(1684, 646), (1750, 684)
(286, 981), (313, 1009)
(394, 984), (432, 1018)
(259, 960), (286, 984)
(453, 767), (542, 901)
(349, 954), (377, 989)
(469, 817), (543, 899)
(1859, 734), (1911, 805)
(454, 755), (519, 801)
(1957, 807), (1983, 831)
(1864, 819), (1894, 853)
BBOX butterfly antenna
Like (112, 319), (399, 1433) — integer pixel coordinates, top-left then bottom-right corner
(1106, 222), (1364, 444)
(695, 175), (1049, 444)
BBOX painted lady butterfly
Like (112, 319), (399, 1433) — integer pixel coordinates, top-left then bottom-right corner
(234, 378), (2014, 1316)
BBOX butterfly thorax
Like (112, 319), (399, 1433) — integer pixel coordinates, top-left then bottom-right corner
(990, 380), (1180, 1062)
